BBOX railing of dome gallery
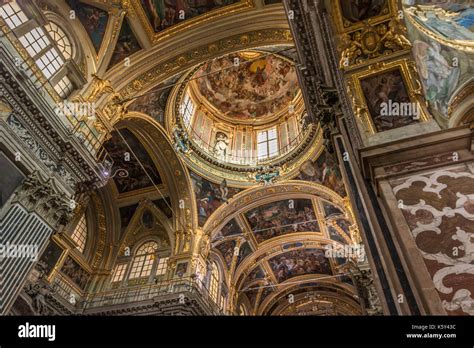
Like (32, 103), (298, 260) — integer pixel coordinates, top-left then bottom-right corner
(83, 277), (223, 315)
(186, 123), (312, 167)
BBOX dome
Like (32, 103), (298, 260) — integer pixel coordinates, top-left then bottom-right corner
(191, 51), (300, 123)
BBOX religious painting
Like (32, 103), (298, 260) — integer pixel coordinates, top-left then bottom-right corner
(38, 240), (64, 277)
(194, 52), (298, 120)
(360, 68), (419, 132)
(103, 129), (163, 193)
(328, 225), (347, 245)
(60, 256), (90, 290)
(175, 262), (188, 277)
(190, 171), (240, 226)
(334, 218), (352, 238)
(128, 74), (182, 125)
(245, 199), (320, 243)
(140, 0), (239, 33)
(215, 240), (236, 269)
(66, 0), (108, 53)
(269, 248), (332, 283)
(236, 241), (252, 267)
(108, 19), (141, 69)
(406, 3), (474, 41)
(263, 0), (281, 4)
(242, 266), (265, 288)
(413, 40), (461, 117)
(297, 149), (347, 197)
(214, 219), (242, 240)
(339, 0), (388, 23)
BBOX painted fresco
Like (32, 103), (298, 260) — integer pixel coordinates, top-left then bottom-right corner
(103, 129), (162, 193)
(391, 162), (474, 316)
(242, 266), (265, 289)
(245, 199), (320, 243)
(119, 203), (139, 232)
(195, 52), (298, 120)
(214, 219), (242, 240)
(141, 0), (239, 33)
(190, 171), (240, 226)
(67, 0), (108, 53)
(215, 240), (236, 269)
(128, 75), (181, 125)
(406, 2), (474, 41)
(269, 248), (332, 283)
(360, 68), (419, 132)
(108, 20), (141, 69)
(297, 149), (347, 197)
(60, 256), (90, 290)
(236, 241), (253, 267)
(340, 0), (388, 23)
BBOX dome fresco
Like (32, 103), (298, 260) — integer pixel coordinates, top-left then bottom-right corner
(193, 52), (299, 120)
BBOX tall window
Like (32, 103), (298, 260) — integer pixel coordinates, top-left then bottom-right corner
(45, 21), (72, 60)
(155, 257), (168, 277)
(54, 75), (73, 99)
(0, 1), (27, 29)
(129, 241), (158, 279)
(35, 47), (63, 79)
(209, 262), (220, 303)
(257, 127), (278, 160)
(112, 263), (127, 283)
(181, 93), (195, 128)
(71, 213), (87, 253)
(19, 27), (50, 57)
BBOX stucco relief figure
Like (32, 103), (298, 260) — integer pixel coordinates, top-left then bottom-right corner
(213, 132), (229, 160)
(413, 40), (460, 116)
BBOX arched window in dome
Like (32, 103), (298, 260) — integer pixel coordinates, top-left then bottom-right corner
(45, 21), (72, 60)
(209, 262), (220, 303)
(181, 92), (195, 128)
(129, 241), (158, 279)
(71, 213), (87, 253)
(257, 127), (279, 160)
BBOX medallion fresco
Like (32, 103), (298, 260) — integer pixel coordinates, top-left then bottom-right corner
(391, 162), (474, 315)
(269, 248), (332, 283)
(194, 52), (299, 120)
(244, 199), (320, 243)
(141, 0), (239, 33)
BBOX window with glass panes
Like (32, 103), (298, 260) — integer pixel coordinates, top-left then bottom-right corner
(45, 22), (72, 60)
(112, 263), (127, 283)
(54, 75), (73, 99)
(129, 242), (158, 279)
(0, 2), (27, 29)
(19, 27), (50, 57)
(209, 263), (219, 303)
(35, 48), (63, 79)
(181, 93), (195, 128)
(257, 127), (278, 160)
(71, 214), (87, 253)
(155, 257), (168, 277)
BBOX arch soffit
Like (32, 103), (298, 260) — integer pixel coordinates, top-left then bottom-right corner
(116, 114), (198, 232)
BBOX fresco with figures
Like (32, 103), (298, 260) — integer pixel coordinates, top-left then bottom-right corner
(66, 0), (108, 53)
(194, 52), (299, 120)
(391, 162), (474, 315)
(190, 171), (240, 226)
(339, 0), (388, 23)
(108, 20), (141, 69)
(297, 149), (347, 197)
(269, 248), (332, 283)
(141, 0), (239, 33)
(244, 199), (320, 244)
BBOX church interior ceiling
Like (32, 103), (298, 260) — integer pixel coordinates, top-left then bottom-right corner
(3, 0), (473, 324)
